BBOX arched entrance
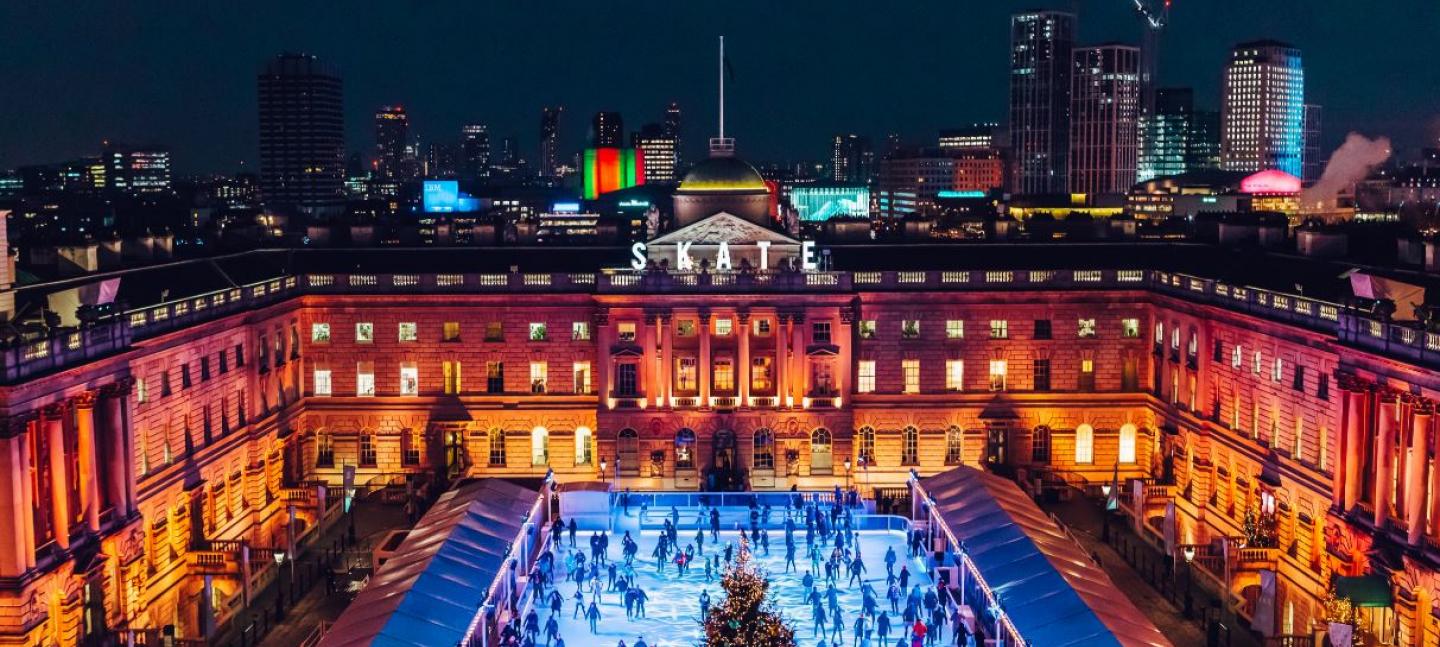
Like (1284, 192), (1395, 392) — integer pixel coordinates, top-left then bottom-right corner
(811, 428), (833, 474)
(708, 429), (741, 491)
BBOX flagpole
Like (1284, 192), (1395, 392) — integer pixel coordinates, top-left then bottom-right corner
(719, 35), (725, 140)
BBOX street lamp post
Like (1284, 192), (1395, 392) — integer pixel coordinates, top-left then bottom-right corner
(1100, 483), (1113, 542)
(599, 458), (608, 484)
(272, 549), (287, 621)
(1181, 545), (1196, 618)
(844, 459), (852, 490)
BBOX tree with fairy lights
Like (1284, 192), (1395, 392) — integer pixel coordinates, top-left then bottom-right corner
(701, 535), (796, 647)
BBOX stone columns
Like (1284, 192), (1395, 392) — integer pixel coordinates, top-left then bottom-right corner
(73, 392), (102, 533)
(44, 402), (71, 550)
(1407, 405), (1432, 547)
(837, 305), (856, 402)
(775, 314), (789, 408)
(0, 433), (29, 577)
(660, 313), (674, 407)
(15, 420), (35, 569)
(699, 309), (712, 406)
(1374, 396), (1398, 528)
(737, 311), (751, 406)
(789, 312), (806, 405)
(642, 312), (658, 401)
(101, 379), (135, 520)
(1342, 386), (1367, 512)
(595, 309), (612, 402)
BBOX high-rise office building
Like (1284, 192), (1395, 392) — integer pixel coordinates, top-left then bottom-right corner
(877, 152), (956, 219)
(831, 134), (875, 184)
(1069, 45), (1140, 194)
(461, 123), (491, 179)
(1138, 88), (1193, 182)
(257, 53), (345, 211)
(539, 107), (563, 178)
(938, 125), (1001, 151)
(633, 123), (679, 182)
(1221, 40), (1305, 177)
(591, 111), (624, 148)
(1188, 109), (1222, 172)
(424, 143), (459, 179)
(102, 144), (172, 195)
(374, 105), (411, 180)
(664, 102), (683, 170)
(1303, 103), (1323, 183)
(1010, 11), (1076, 194)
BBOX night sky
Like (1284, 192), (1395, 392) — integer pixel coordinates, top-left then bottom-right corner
(2, 1), (1437, 175)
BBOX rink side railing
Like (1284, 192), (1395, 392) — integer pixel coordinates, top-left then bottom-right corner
(456, 472), (555, 647)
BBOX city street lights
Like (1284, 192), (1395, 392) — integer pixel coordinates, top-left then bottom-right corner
(599, 458), (608, 483)
(1100, 483), (1113, 542)
(1181, 545), (1197, 618)
(844, 459), (852, 490)
(272, 549), (287, 620)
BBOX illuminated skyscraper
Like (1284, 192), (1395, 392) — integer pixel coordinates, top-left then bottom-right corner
(1069, 45), (1140, 195)
(539, 106), (563, 178)
(374, 105), (410, 180)
(101, 144), (172, 195)
(257, 53), (345, 211)
(831, 134), (874, 185)
(1222, 40), (1305, 177)
(937, 125), (1000, 151)
(633, 123), (678, 182)
(461, 123), (491, 179)
(591, 111), (624, 148)
(1010, 11), (1075, 194)
(1138, 88), (1223, 182)
(1303, 103), (1323, 183)
(664, 102), (683, 170)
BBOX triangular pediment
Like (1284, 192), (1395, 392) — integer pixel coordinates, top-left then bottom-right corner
(649, 212), (800, 246)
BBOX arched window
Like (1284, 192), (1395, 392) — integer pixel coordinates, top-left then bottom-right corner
(901, 426), (919, 466)
(359, 431), (377, 467)
(574, 426), (593, 466)
(1031, 426), (1051, 463)
(675, 428), (697, 469)
(810, 428), (833, 473)
(753, 428), (775, 470)
(315, 430), (334, 468)
(617, 428), (639, 475)
(487, 428), (507, 466)
(1119, 423), (1138, 464)
(1075, 424), (1095, 464)
(531, 427), (549, 466)
(857, 426), (876, 464)
(945, 426), (964, 465)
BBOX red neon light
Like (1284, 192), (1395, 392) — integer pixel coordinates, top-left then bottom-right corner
(1240, 170), (1301, 195)
(596, 148), (621, 195)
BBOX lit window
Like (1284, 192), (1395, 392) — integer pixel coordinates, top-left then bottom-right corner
(398, 322), (417, 342)
(753, 319), (772, 336)
(529, 362), (548, 393)
(859, 320), (877, 339)
(355, 322), (373, 343)
(990, 320), (1009, 339)
(618, 322), (637, 342)
(1253, 351), (1263, 374)
(486, 361), (504, 393)
(676, 357), (697, 391)
(443, 322), (461, 341)
(751, 357), (773, 392)
(858, 361), (876, 393)
(571, 321), (590, 341)
(1119, 424), (1137, 463)
(988, 359), (1007, 391)
(677, 320), (697, 337)
(313, 369), (332, 396)
(1154, 322), (1164, 345)
(901, 320), (920, 339)
(1079, 359), (1095, 391)
(1272, 358), (1284, 382)
(946, 320), (964, 339)
(903, 359), (921, 394)
(946, 360), (964, 391)
(400, 363), (419, 396)
(1232, 345), (1243, 368)
(1078, 319), (1096, 338)
(529, 322), (547, 341)
(311, 323), (331, 343)
(356, 362), (375, 397)
(443, 361), (462, 394)
(713, 358), (735, 392)
(1075, 424), (1095, 464)
(572, 361), (591, 394)
(485, 321), (504, 342)
(715, 318), (733, 336)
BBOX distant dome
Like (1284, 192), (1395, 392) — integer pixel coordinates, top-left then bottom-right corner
(678, 156), (769, 192)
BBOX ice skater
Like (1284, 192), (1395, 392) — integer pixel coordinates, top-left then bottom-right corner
(586, 600), (602, 634)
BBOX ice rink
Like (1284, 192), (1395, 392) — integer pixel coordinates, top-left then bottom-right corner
(542, 526), (931, 647)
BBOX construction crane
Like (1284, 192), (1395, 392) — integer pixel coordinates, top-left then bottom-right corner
(1130, 0), (1172, 121)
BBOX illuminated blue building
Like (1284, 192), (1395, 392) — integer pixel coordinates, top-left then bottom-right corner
(791, 185), (871, 221)
(1221, 41), (1305, 178)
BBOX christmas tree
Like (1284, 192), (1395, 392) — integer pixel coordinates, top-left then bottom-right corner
(701, 536), (796, 647)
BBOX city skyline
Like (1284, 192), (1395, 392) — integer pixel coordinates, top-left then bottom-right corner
(1, 1), (1437, 174)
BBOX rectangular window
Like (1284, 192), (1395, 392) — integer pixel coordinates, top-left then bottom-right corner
(751, 357), (773, 392)
(313, 369), (332, 396)
(901, 429), (918, 466)
(901, 320), (920, 339)
(1079, 359), (1095, 392)
(617, 322), (637, 342)
(1077, 318), (1096, 338)
(443, 322), (461, 341)
(677, 320), (696, 337)
(675, 357), (697, 391)
(1253, 351), (1263, 374)
(1292, 364), (1305, 392)
(529, 322), (547, 341)
(946, 320), (964, 339)
(311, 323), (330, 343)
(219, 351), (228, 374)
(200, 357), (210, 381)
(1272, 358), (1284, 382)
(713, 358), (735, 392)
(1122, 318), (1140, 338)
(356, 362), (375, 397)
(1232, 345), (1243, 369)
(359, 434), (377, 467)
(529, 362), (548, 393)
(572, 361), (591, 394)
(398, 322), (417, 342)
(1033, 319), (1052, 340)
(990, 320), (1009, 339)
(136, 377), (148, 403)
(1318, 374), (1330, 400)
(811, 322), (831, 344)
(753, 319), (772, 336)
(488, 431), (506, 466)
(946, 360), (964, 391)
(715, 318), (733, 336)
(485, 321), (504, 342)
(857, 361), (876, 394)
(858, 320), (877, 339)
(811, 361), (835, 395)
(1033, 359), (1051, 391)
(400, 363), (419, 396)
(443, 361), (462, 394)
(616, 364), (638, 396)
(356, 322), (374, 343)
(180, 364), (192, 389)
(1075, 426), (1094, 464)
(902, 359), (921, 394)
(988, 359), (1007, 391)
(486, 361), (504, 393)
(571, 321), (590, 341)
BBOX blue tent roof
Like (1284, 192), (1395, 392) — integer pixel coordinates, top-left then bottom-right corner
(920, 467), (1170, 647)
(319, 479), (541, 647)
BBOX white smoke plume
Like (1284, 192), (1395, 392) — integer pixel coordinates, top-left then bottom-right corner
(1302, 132), (1392, 211)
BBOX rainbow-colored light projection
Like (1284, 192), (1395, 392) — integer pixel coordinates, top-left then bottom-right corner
(583, 148), (645, 199)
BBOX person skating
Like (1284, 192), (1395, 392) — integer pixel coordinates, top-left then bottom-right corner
(568, 518), (578, 547)
(586, 600), (602, 634)
(523, 608), (539, 642)
(634, 637), (649, 647)
(699, 589), (711, 618)
(543, 615), (559, 646)
(830, 605), (844, 643)
(812, 602), (828, 637)
(548, 589), (563, 617)
(898, 565), (910, 592)
(877, 611), (892, 645)
(709, 507), (720, 541)
(572, 587), (585, 618)
(633, 586), (648, 618)
(884, 546), (897, 578)
(850, 553), (868, 586)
